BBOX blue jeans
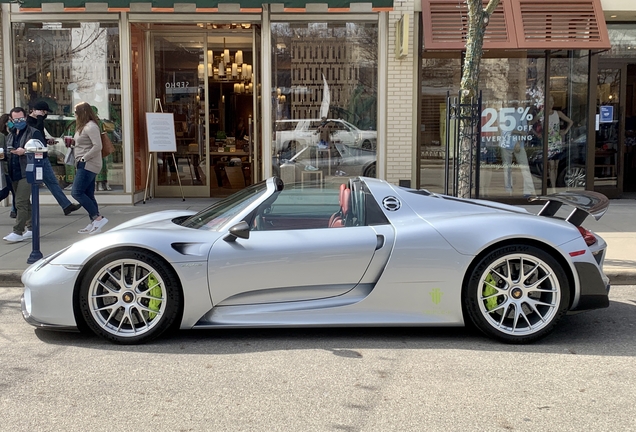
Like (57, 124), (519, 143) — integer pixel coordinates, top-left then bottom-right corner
(71, 162), (99, 220)
(42, 157), (72, 210)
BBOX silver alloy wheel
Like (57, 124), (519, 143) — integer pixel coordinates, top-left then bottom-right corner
(477, 253), (561, 336)
(564, 165), (586, 188)
(87, 258), (167, 338)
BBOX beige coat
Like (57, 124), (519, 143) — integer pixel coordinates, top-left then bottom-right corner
(73, 121), (102, 174)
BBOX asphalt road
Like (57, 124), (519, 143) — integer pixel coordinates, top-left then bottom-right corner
(1, 286), (635, 432)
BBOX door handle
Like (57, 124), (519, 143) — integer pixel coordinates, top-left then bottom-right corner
(375, 235), (384, 250)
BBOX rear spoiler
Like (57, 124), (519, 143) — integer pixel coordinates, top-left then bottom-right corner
(529, 191), (609, 227)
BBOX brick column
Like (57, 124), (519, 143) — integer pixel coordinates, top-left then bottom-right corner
(386, 2), (417, 186)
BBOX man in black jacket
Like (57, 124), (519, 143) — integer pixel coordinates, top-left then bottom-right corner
(3, 107), (45, 242)
(27, 101), (81, 216)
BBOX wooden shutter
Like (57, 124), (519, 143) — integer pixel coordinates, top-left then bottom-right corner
(421, 0), (610, 50)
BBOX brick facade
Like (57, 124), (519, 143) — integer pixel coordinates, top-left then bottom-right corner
(386, 3), (416, 185)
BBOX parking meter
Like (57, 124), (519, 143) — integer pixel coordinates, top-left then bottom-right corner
(25, 139), (47, 264)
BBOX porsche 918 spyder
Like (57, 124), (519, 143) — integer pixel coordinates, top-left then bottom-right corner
(21, 177), (610, 344)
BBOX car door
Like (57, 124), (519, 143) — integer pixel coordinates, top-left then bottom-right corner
(207, 185), (383, 306)
(208, 226), (380, 306)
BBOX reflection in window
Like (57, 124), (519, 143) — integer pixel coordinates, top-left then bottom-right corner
(13, 22), (122, 193)
(545, 51), (589, 191)
(419, 56), (462, 193)
(271, 21), (378, 185)
(478, 55), (544, 198)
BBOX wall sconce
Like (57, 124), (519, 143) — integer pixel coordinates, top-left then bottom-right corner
(218, 61), (225, 77)
(235, 50), (243, 65)
(232, 63), (238, 78)
(224, 49), (230, 64)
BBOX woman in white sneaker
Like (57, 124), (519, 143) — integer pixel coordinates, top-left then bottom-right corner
(70, 102), (108, 235)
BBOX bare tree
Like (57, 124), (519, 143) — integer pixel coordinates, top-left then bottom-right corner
(457, 0), (501, 197)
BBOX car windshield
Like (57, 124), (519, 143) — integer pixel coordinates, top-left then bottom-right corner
(180, 181), (268, 231)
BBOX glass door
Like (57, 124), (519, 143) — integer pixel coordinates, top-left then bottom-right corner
(595, 66), (622, 192)
(152, 32), (207, 195)
(206, 31), (256, 196)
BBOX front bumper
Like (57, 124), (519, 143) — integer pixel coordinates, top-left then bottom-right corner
(21, 262), (81, 329)
(21, 294), (79, 331)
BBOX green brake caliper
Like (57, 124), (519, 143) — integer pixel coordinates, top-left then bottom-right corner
(147, 273), (162, 320)
(482, 272), (499, 312)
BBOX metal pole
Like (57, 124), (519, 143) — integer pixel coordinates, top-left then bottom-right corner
(444, 91), (450, 195)
(27, 183), (42, 264)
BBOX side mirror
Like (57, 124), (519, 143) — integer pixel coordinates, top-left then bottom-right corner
(224, 221), (250, 242)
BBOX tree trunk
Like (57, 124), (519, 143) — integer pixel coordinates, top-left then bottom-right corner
(457, 0), (500, 198)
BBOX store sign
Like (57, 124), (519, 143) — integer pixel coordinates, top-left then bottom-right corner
(165, 81), (198, 94)
(599, 105), (613, 123)
(481, 104), (535, 147)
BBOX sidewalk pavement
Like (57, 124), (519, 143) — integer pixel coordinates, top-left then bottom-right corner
(1, 194), (635, 287)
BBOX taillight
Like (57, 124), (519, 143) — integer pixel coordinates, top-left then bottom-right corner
(577, 226), (597, 246)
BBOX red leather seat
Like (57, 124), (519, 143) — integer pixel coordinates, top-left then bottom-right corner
(329, 184), (350, 228)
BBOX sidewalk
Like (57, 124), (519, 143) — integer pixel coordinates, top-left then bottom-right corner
(1, 195), (635, 286)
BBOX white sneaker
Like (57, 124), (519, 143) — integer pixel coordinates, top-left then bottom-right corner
(78, 222), (93, 234)
(3, 232), (24, 242)
(89, 217), (108, 235)
(22, 230), (33, 239)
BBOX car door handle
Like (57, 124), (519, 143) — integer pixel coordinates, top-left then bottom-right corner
(376, 235), (384, 250)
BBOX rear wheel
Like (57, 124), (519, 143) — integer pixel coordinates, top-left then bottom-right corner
(78, 249), (182, 344)
(463, 244), (570, 344)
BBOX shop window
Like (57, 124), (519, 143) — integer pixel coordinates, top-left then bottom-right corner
(12, 22), (122, 193)
(478, 54), (544, 198)
(271, 21), (378, 186)
(419, 55), (462, 193)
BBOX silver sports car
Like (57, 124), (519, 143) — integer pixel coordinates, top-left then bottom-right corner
(21, 177), (611, 345)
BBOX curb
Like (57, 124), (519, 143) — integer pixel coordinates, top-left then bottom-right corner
(0, 271), (23, 287)
(1, 270), (635, 288)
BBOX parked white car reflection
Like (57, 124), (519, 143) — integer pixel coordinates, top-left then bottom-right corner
(274, 119), (376, 152)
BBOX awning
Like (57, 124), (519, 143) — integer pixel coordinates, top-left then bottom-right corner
(421, 0), (611, 50)
(15, 0), (393, 9)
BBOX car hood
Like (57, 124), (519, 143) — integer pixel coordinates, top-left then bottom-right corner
(107, 209), (197, 232)
(44, 210), (219, 267)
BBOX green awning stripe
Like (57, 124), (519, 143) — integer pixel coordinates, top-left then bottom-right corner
(18, 0), (393, 9)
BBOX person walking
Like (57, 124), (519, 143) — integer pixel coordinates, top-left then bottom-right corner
(70, 102), (108, 235)
(0, 113), (17, 218)
(27, 100), (81, 216)
(2, 107), (45, 242)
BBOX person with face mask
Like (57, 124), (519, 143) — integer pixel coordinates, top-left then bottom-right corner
(2, 107), (45, 242)
(27, 101), (81, 216)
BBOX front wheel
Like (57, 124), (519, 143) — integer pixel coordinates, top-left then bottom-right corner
(78, 249), (183, 344)
(463, 244), (570, 344)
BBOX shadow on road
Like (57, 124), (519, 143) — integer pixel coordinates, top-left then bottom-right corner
(32, 298), (636, 358)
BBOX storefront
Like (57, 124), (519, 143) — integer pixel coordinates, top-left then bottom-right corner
(417, 0), (636, 199)
(1, 1), (388, 203)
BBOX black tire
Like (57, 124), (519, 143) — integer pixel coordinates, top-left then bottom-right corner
(463, 244), (570, 344)
(78, 249), (183, 344)
(361, 140), (373, 150)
